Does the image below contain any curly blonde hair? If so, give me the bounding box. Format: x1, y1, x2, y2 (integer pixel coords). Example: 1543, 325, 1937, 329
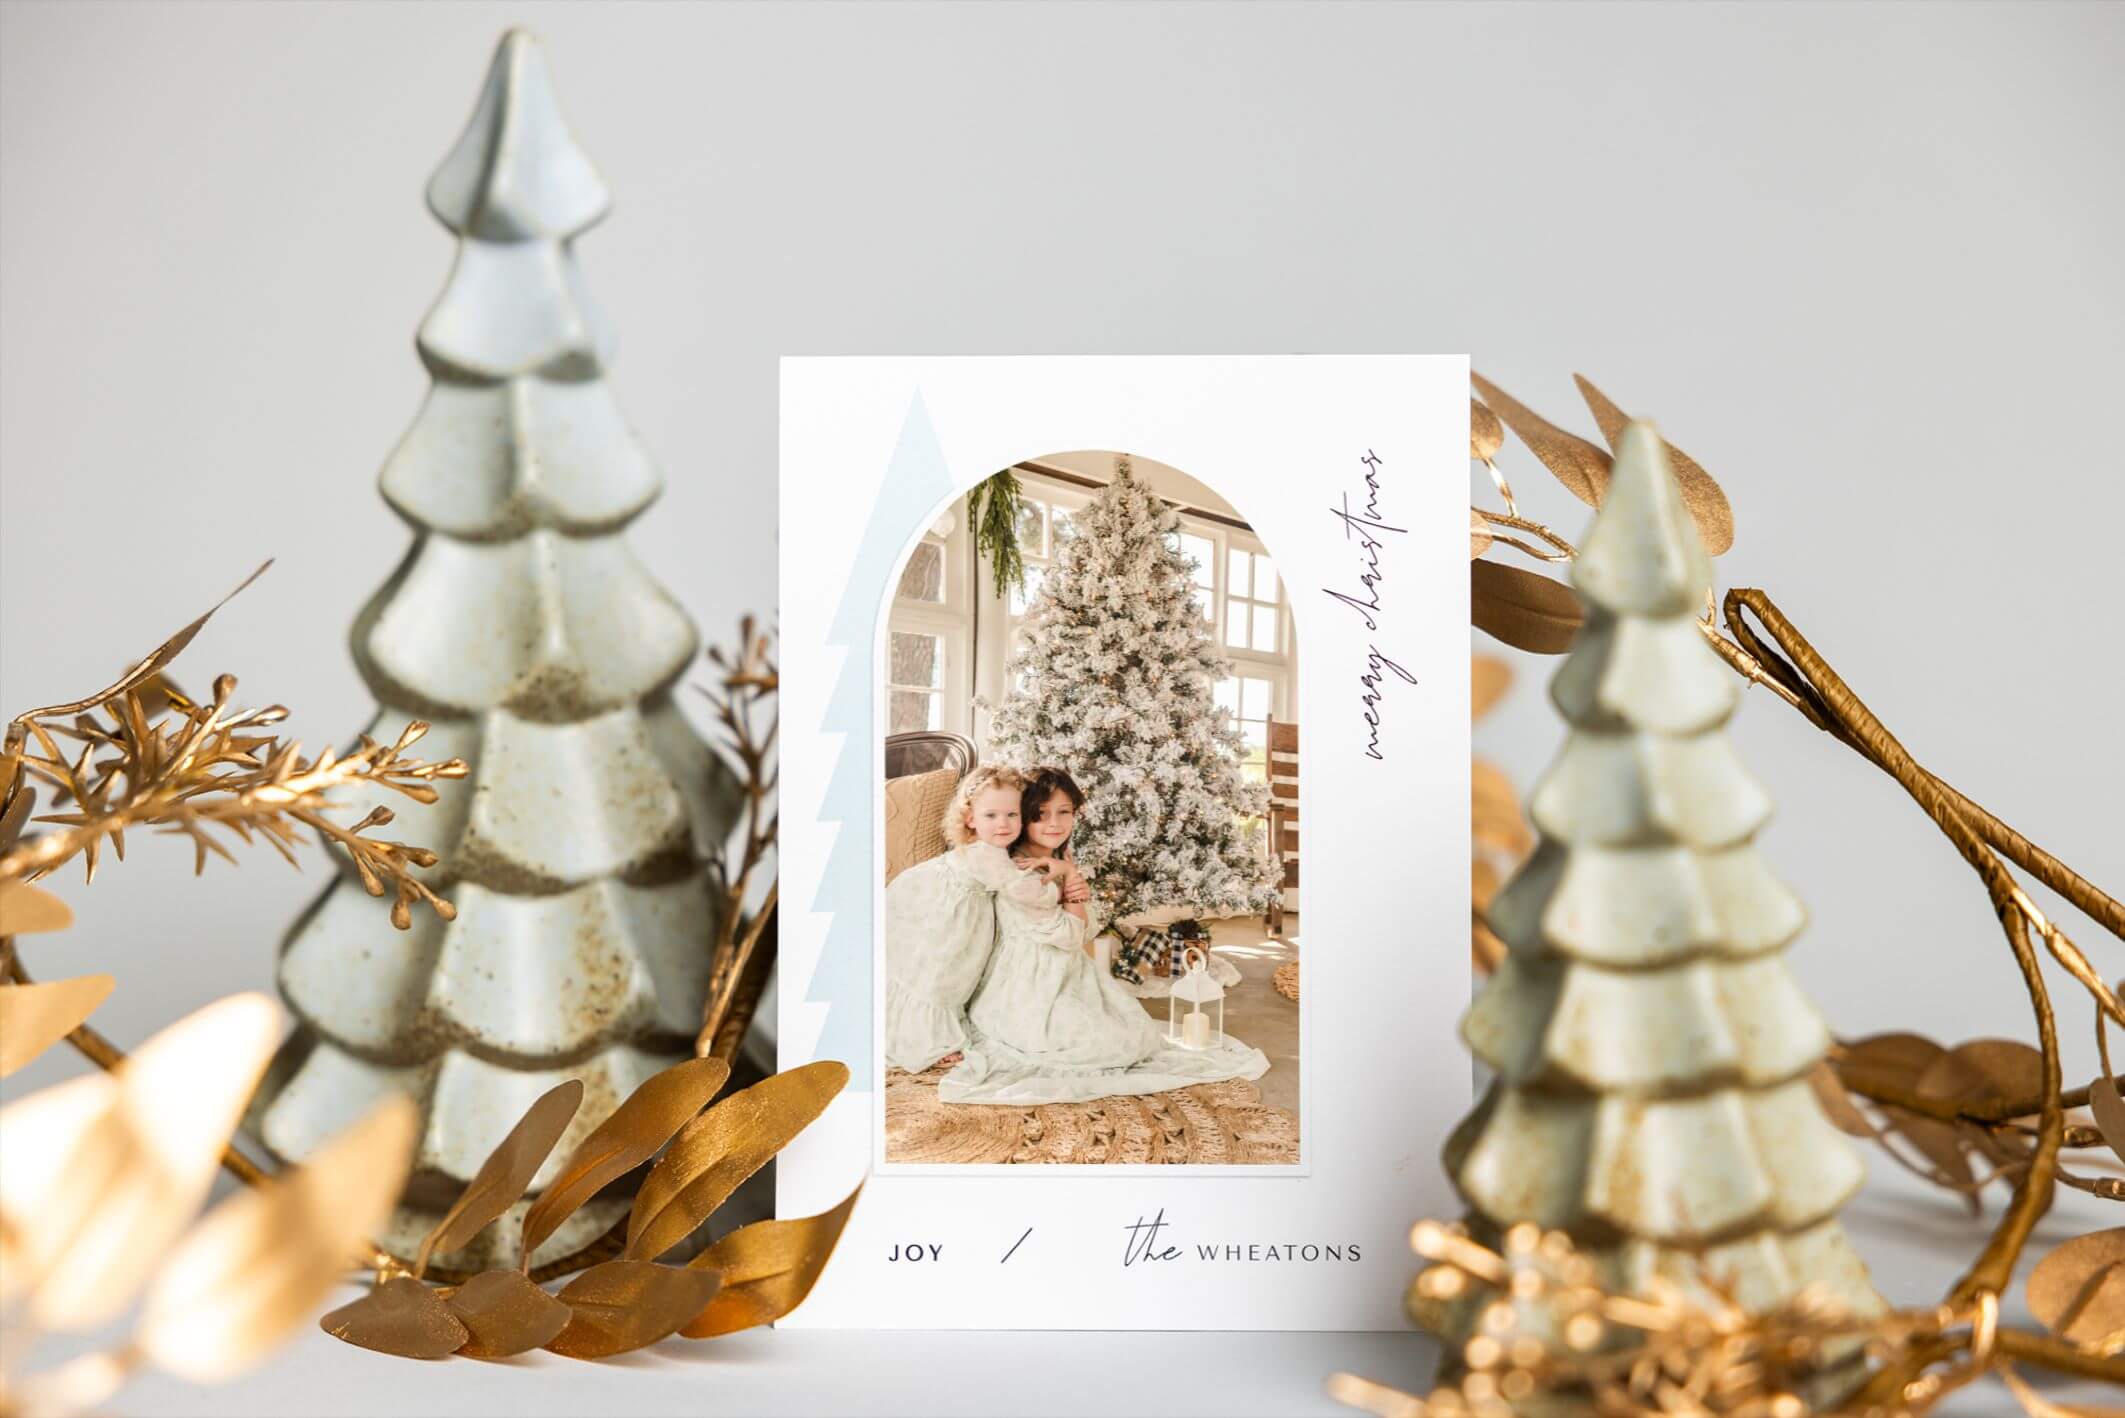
942, 765, 1028, 846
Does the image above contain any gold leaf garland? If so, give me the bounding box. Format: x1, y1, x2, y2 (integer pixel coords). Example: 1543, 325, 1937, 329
0, 587, 859, 1408
312, 1053, 859, 1362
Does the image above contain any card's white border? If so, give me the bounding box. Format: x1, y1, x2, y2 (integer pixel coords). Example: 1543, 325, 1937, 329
778, 356, 1471, 1330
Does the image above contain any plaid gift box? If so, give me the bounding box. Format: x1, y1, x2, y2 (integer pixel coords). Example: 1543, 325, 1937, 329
1110, 930, 1158, 986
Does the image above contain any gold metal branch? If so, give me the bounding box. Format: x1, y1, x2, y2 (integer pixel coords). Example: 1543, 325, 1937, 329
695, 617, 780, 1060
1, 674, 466, 926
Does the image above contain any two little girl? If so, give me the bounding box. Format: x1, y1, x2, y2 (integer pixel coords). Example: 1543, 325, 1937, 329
884, 764, 1269, 1107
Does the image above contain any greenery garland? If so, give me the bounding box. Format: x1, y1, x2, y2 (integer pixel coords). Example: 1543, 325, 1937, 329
966, 469, 1027, 598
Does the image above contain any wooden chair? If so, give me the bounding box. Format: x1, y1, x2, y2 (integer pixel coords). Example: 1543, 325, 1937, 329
1264, 718, 1298, 935
884, 730, 976, 781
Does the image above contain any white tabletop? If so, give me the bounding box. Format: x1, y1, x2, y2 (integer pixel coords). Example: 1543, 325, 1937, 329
109, 1158, 2118, 1417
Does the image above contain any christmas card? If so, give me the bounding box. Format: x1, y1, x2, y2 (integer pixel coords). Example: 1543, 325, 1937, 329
778, 356, 1472, 1328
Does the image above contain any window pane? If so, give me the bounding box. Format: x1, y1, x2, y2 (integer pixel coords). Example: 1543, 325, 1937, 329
1009, 563, 1047, 617
1015, 499, 1046, 560
1181, 533, 1215, 587
1252, 604, 1279, 652
1225, 604, 1248, 648
1191, 586, 1213, 622
1254, 554, 1279, 603
1213, 678, 1238, 715
1050, 508, 1072, 545
889, 690, 939, 734
895, 540, 945, 603
1227, 548, 1250, 597
889, 632, 942, 689
1241, 677, 1269, 720
1241, 720, 1267, 750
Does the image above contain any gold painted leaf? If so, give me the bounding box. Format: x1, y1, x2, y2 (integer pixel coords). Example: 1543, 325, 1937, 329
1472, 760, 1530, 857
1471, 656, 1512, 722
0, 780, 32, 855
627, 1060, 850, 1263
1469, 373, 1609, 505
545, 1259, 723, 1359
2027, 1228, 2125, 1350
1836, 1032, 1947, 1094
1470, 918, 1506, 976
1472, 560, 1584, 655
1471, 861, 1505, 975
136, 1097, 416, 1382
0, 1070, 113, 1309
680, 1182, 863, 1337
2090, 1076, 2125, 1166
0, 973, 113, 1077
1470, 399, 1503, 462
1918, 1038, 2047, 1115
1837, 1033, 1978, 1199
418, 1078, 583, 1276
1572, 374, 1734, 555
0, 880, 73, 935
1808, 1062, 1877, 1140
1468, 507, 1492, 560
1472, 858, 1500, 911
4, 562, 269, 726
521, 1056, 730, 1261
1, 992, 281, 1329
447, 1268, 572, 1359
320, 1275, 468, 1359
1881, 1103, 1979, 1203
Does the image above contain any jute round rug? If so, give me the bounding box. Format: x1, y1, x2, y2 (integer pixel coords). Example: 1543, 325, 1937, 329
885, 1065, 1299, 1165
1273, 959, 1299, 1003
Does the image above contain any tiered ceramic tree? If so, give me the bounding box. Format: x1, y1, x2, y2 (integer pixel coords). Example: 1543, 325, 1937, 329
250, 31, 735, 1270
1427, 422, 1881, 1393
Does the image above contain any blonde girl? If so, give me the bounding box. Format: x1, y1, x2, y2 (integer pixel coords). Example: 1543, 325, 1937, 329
883, 766, 1063, 1072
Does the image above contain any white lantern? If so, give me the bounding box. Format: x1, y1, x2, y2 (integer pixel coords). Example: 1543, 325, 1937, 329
1166, 945, 1225, 1051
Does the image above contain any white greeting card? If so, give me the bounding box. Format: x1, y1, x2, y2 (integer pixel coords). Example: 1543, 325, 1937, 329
778, 356, 1471, 1329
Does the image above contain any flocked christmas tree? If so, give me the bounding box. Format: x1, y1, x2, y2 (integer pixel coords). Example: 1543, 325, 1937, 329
250, 31, 735, 1270
1422, 422, 1881, 1396
983, 459, 1278, 928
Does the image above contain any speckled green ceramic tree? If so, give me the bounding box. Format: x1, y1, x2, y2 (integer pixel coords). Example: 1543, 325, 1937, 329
1420, 420, 1882, 1400
248, 31, 734, 1272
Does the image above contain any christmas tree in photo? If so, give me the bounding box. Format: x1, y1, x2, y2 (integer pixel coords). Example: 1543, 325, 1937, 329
983, 460, 1279, 931
249, 32, 737, 1271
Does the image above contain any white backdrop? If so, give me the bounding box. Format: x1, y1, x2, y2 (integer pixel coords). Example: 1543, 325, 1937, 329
2, 3, 2120, 1414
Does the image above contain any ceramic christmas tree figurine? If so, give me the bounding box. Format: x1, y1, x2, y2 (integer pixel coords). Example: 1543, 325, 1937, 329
250, 31, 735, 1270
983, 458, 1279, 928
1424, 422, 1881, 1394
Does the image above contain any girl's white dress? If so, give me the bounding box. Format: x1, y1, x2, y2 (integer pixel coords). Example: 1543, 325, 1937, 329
883, 842, 1035, 1073
939, 867, 1270, 1106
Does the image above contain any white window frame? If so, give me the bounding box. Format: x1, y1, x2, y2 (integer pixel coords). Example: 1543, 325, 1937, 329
885, 508, 975, 738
